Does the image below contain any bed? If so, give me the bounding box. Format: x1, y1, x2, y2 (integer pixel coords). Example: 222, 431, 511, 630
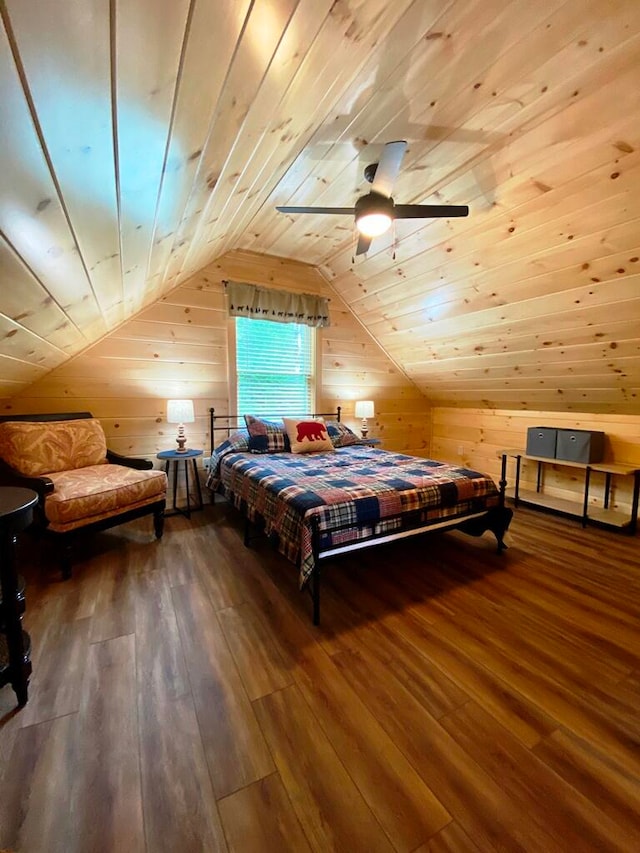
206, 409, 512, 624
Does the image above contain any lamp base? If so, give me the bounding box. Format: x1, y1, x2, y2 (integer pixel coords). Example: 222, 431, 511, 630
175, 425, 188, 452
360, 419, 369, 438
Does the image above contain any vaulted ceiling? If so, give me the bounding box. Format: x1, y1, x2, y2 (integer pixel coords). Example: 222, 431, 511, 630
1, 0, 639, 411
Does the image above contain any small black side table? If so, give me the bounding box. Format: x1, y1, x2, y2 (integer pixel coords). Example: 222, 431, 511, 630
0, 487, 38, 707
157, 449, 204, 519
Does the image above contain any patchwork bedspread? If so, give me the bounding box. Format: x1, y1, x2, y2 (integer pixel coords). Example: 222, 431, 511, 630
207, 431, 500, 587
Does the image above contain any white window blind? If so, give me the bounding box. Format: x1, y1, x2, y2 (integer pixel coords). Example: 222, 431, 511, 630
236, 317, 314, 415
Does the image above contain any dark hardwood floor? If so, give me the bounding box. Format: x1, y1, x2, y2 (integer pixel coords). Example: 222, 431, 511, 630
1, 500, 639, 852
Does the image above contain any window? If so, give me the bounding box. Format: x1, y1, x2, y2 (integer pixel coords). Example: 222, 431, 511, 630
235, 317, 314, 415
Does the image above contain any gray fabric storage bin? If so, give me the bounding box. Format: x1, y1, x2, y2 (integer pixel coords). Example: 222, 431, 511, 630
556, 429, 605, 463
526, 427, 557, 458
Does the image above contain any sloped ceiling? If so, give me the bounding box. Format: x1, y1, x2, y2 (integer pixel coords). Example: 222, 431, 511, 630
1, 0, 639, 411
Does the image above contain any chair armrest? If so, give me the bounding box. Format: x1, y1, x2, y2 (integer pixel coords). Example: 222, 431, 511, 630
0, 457, 54, 499
106, 450, 153, 470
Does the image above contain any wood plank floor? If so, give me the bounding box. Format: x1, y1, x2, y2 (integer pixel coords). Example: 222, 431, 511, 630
1, 501, 639, 852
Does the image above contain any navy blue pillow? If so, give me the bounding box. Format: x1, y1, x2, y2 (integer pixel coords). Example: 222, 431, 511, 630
326, 420, 359, 447
244, 415, 290, 453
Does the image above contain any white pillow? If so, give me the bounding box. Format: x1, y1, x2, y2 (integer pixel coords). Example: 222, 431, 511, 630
282, 417, 334, 454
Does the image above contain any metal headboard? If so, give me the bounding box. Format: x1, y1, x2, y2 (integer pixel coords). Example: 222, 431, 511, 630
209, 407, 341, 456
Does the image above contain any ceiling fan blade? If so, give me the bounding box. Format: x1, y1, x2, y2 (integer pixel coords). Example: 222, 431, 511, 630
355, 235, 372, 256
394, 204, 469, 219
370, 140, 407, 198
276, 205, 354, 215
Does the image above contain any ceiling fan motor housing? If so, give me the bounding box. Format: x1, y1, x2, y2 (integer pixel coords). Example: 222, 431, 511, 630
355, 192, 395, 238
355, 192, 395, 220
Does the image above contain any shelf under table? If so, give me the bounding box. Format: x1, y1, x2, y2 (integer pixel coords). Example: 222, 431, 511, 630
510, 489, 633, 529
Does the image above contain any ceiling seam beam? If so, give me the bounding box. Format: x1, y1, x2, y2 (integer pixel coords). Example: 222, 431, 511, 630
109, 0, 125, 319
176, 0, 305, 285
320, 268, 430, 402
140, 0, 197, 306
160, 0, 259, 292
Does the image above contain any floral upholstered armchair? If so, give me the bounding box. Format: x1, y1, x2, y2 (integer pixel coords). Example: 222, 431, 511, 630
0, 412, 167, 577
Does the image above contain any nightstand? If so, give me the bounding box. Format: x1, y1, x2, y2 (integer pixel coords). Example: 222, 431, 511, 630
157, 449, 204, 519
357, 438, 382, 447
0, 487, 38, 707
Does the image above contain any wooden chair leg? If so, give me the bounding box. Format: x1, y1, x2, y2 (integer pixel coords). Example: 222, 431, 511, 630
60, 542, 72, 580
154, 510, 165, 539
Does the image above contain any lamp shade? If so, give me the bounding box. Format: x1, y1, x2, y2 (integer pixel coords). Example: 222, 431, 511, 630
354, 400, 375, 419
166, 399, 195, 424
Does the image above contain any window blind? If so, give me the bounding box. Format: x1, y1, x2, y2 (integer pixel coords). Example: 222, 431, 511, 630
236, 317, 314, 415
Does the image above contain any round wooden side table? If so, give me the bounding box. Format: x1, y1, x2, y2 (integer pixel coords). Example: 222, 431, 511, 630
157, 449, 204, 519
0, 487, 38, 707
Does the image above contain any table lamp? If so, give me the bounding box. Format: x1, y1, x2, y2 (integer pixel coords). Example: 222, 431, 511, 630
167, 399, 195, 452
354, 400, 375, 438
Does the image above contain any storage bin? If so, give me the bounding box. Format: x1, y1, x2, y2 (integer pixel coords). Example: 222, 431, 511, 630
526, 427, 557, 458
556, 429, 605, 463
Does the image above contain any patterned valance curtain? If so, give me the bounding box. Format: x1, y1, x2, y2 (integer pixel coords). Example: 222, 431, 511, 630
226, 280, 330, 328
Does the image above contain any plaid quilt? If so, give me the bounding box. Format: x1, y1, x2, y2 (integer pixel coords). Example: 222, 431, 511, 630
207, 431, 500, 587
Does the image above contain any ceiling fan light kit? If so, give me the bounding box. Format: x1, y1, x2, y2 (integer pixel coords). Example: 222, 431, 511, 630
355, 193, 394, 237
276, 140, 469, 254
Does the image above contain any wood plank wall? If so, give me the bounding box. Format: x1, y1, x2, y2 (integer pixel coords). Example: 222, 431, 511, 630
431, 407, 640, 513
1, 250, 429, 463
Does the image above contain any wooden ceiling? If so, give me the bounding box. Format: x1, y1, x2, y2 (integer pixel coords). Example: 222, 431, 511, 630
1, 0, 639, 411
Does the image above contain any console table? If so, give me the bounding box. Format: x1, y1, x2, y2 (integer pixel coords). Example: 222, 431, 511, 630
0, 487, 38, 706
502, 450, 640, 534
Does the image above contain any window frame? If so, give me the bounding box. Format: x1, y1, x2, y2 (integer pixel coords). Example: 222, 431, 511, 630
228, 316, 321, 416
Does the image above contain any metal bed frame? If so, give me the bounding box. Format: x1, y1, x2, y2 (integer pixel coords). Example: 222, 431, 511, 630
208, 408, 512, 624
208, 406, 341, 439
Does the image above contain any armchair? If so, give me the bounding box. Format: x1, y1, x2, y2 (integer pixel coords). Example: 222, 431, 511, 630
0, 412, 167, 578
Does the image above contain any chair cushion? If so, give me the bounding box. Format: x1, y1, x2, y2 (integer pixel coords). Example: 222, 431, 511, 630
0, 418, 108, 476
43, 464, 167, 530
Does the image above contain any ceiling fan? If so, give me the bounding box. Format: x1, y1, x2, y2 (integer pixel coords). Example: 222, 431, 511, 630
276, 140, 469, 255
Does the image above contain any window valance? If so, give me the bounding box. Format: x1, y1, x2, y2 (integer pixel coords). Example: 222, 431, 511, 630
226, 280, 330, 328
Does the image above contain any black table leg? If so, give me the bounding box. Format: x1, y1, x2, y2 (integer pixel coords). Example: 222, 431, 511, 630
163, 457, 204, 519
191, 458, 203, 512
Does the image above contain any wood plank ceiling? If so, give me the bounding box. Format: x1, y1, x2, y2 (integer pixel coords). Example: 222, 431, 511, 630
1, 0, 639, 412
